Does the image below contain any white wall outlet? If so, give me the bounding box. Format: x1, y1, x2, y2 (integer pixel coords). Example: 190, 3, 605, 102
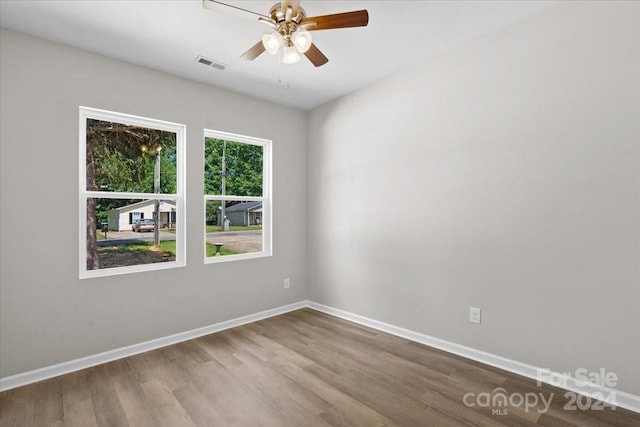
283, 278, 290, 290
469, 306, 481, 324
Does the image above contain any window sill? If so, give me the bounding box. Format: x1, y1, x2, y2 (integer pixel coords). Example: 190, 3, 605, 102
80, 260, 186, 279
204, 251, 272, 264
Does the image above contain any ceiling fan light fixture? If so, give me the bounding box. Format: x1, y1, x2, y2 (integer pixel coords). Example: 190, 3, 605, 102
207, 1, 369, 68
262, 32, 282, 55
282, 45, 300, 64
292, 29, 312, 53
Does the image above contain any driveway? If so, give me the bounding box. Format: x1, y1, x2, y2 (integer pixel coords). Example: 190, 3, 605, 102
206, 230, 262, 253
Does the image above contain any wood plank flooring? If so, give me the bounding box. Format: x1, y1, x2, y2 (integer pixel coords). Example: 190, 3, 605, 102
1, 308, 638, 426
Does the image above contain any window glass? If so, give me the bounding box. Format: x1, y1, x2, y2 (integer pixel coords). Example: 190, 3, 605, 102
205, 200, 263, 257
80, 107, 185, 278
204, 131, 270, 263
204, 139, 263, 197
87, 119, 177, 193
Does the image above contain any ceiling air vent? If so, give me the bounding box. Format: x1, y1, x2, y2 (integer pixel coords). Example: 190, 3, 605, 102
195, 55, 227, 71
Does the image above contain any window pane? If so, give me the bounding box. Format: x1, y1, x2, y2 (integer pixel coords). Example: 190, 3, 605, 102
87, 198, 178, 270
204, 138, 263, 197
205, 200, 263, 257
86, 119, 177, 193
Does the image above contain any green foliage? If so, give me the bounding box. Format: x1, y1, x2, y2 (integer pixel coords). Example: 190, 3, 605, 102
88, 119, 177, 223
204, 138, 263, 226
204, 138, 263, 197
90, 120, 177, 194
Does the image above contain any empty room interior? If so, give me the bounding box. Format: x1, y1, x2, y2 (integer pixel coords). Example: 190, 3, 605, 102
0, 1, 639, 426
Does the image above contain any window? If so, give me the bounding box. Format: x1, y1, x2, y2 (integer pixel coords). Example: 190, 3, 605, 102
129, 212, 143, 224
79, 107, 185, 278
204, 130, 271, 262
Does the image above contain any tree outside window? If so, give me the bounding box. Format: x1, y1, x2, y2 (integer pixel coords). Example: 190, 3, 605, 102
80, 107, 185, 278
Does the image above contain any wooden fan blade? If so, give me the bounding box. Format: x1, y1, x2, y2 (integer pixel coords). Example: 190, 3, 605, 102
240, 41, 266, 60
302, 10, 369, 31
304, 43, 329, 67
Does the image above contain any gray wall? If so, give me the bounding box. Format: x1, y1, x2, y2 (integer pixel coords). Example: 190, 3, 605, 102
2, 1, 639, 398
0, 29, 307, 377
307, 1, 640, 395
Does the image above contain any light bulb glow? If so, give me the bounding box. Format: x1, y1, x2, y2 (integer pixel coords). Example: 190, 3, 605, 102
292, 29, 312, 53
282, 45, 300, 64
262, 32, 282, 55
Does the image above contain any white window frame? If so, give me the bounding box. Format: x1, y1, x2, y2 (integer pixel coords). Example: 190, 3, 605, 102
79, 106, 186, 278
204, 129, 272, 264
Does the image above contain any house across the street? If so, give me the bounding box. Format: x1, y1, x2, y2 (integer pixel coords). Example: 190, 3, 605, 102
222, 201, 262, 226
107, 200, 176, 231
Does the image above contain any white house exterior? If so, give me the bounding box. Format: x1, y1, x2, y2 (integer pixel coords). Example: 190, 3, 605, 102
107, 200, 176, 231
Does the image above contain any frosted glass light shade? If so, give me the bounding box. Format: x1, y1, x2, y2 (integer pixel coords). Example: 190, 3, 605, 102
262, 32, 282, 55
282, 45, 300, 64
292, 29, 312, 53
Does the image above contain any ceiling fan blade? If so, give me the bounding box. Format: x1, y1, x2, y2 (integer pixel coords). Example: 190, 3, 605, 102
240, 41, 266, 60
202, 0, 270, 19
304, 43, 329, 67
302, 10, 369, 31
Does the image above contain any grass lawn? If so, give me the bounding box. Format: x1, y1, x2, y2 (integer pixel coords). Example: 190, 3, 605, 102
97, 240, 239, 268
96, 231, 106, 240
97, 240, 175, 268
206, 225, 262, 233
205, 243, 239, 257
104, 240, 238, 256
155, 240, 238, 256
121, 240, 178, 255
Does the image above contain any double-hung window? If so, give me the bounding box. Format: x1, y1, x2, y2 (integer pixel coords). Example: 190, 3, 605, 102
79, 107, 185, 278
204, 130, 271, 262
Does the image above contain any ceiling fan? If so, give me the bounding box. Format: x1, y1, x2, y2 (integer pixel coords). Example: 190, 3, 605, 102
202, 0, 369, 67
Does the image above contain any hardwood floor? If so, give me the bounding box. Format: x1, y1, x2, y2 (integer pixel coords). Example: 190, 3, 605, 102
1, 308, 638, 426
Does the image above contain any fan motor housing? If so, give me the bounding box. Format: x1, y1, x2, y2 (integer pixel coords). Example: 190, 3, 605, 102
269, 3, 306, 25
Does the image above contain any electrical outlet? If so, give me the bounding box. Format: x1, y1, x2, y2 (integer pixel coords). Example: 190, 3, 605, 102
283, 278, 290, 290
469, 307, 481, 324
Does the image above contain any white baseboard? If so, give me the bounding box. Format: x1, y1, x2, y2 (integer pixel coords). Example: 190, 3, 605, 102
307, 301, 640, 414
2, 299, 638, 414
0, 300, 307, 392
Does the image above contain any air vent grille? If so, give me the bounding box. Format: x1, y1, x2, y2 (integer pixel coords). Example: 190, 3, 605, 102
195, 55, 227, 71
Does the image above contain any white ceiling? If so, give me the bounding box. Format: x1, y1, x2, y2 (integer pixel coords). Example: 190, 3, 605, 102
0, 0, 555, 110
